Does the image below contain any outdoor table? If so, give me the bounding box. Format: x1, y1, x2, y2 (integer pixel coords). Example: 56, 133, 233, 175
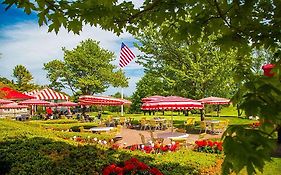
204, 120, 220, 133
157, 132, 189, 139
89, 127, 114, 133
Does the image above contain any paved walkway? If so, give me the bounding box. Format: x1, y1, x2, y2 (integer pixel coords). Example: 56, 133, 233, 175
116, 127, 223, 146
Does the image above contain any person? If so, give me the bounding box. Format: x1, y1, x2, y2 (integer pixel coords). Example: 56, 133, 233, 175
46, 107, 53, 119
97, 111, 102, 120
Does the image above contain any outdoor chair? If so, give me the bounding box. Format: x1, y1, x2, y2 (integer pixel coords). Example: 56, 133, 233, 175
140, 119, 149, 130
119, 117, 126, 127
184, 117, 195, 131
149, 131, 164, 144
199, 121, 209, 133
138, 133, 152, 145
149, 120, 161, 131
213, 120, 229, 134
112, 125, 123, 142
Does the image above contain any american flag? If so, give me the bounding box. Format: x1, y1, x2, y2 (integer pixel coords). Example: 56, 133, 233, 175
119, 42, 135, 68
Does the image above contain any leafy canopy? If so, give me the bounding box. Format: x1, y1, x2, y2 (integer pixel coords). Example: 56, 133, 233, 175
3, 0, 281, 50
43, 39, 128, 95
136, 27, 239, 99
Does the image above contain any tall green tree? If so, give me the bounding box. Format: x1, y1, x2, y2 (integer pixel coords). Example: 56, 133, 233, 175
12, 65, 34, 92
136, 29, 239, 99
43, 39, 128, 95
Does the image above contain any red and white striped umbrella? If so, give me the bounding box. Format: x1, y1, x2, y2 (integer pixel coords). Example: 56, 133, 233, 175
24, 88, 69, 101
18, 99, 52, 106
79, 95, 131, 106
0, 102, 28, 109
141, 95, 165, 103
0, 99, 14, 104
141, 101, 204, 110
198, 96, 230, 105
57, 101, 78, 107
141, 96, 203, 110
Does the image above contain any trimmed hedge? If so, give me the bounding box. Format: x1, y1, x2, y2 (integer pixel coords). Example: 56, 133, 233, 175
0, 119, 222, 175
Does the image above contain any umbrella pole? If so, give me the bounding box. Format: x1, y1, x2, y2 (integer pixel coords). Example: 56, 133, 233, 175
171, 110, 173, 132
217, 105, 220, 117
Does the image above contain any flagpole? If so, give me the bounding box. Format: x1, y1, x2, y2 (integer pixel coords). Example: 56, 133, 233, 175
121, 87, 124, 116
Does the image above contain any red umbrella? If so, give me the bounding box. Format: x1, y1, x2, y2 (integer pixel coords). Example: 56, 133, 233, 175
18, 99, 51, 106
198, 96, 230, 105
198, 96, 230, 117
0, 102, 28, 109
141, 96, 204, 132
57, 101, 78, 107
141, 95, 165, 103
0, 99, 14, 104
0, 87, 35, 100
79, 95, 131, 106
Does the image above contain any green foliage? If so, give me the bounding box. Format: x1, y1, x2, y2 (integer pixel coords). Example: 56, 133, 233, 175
222, 125, 276, 175
12, 64, 39, 92
43, 39, 128, 95
136, 28, 239, 99
0, 119, 222, 175
130, 73, 170, 113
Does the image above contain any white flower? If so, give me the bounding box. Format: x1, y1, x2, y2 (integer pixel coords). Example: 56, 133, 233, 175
171, 141, 176, 145
103, 141, 107, 145
73, 136, 77, 139
93, 138, 97, 141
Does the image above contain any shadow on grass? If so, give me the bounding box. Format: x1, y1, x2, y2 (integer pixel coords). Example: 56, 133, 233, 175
0, 136, 218, 175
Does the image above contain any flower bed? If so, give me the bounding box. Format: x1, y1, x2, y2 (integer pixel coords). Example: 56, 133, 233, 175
123, 143, 179, 154
103, 158, 163, 175
194, 140, 223, 154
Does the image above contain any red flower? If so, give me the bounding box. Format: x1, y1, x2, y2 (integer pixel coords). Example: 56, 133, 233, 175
208, 140, 214, 147
138, 162, 149, 170
114, 167, 123, 174
150, 167, 164, 175
124, 163, 135, 171
160, 145, 168, 152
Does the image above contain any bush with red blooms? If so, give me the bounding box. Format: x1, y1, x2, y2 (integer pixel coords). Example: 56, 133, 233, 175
250, 122, 261, 129
194, 140, 223, 154
124, 142, 179, 154
103, 158, 163, 175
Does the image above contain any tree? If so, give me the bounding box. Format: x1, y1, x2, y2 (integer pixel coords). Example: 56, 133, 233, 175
3, 1, 281, 49
4, 1, 281, 174
130, 72, 169, 113
136, 28, 239, 100
12, 64, 35, 92
43, 39, 128, 95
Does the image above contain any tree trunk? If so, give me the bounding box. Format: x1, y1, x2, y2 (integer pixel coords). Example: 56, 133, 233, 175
200, 109, 204, 121
278, 126, 281, 144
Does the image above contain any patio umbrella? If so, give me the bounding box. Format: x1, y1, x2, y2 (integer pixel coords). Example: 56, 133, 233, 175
0, 99, 14, 105
18, 99, 51, 106
0, 102, 28, 109
57, 101, 78, 107
79, 95, 131, 106
198, 96, 230, 117
0, 87, 35, 100
19, 99, 52, 115
141, 95, 165, 103
141, 96, 204, 132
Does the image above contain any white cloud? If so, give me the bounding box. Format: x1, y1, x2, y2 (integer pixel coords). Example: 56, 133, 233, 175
0, 21, 144, 96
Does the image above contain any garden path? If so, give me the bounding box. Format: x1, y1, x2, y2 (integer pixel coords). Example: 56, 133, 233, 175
116, 128, 223, 146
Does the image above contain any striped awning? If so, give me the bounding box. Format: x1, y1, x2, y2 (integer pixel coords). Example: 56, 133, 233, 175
24, 88, 69, 101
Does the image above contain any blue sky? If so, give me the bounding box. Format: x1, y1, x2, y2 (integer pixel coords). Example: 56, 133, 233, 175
0, 3, 144, 96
